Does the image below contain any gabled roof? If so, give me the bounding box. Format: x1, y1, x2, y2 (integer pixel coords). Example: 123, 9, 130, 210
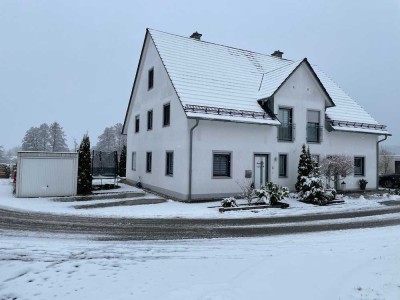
257, 58, 335, 108
123, 29, 389, 135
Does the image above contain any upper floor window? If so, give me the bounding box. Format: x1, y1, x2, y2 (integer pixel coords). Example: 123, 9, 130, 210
278, 107, 294, 141
354, 157, 365, 176
163, 103, 170, 127
213, 152, 231, 178
147, 110, 153, 131
135, 115, 140, 133
306, 110, 321, 143
148, 68, 154, 90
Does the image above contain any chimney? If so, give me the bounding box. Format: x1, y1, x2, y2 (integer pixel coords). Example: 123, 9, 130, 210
190, 31, 202, 40
271, 50, 284, 58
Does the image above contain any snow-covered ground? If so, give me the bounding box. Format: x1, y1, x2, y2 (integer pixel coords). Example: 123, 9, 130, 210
0, 226, 399, 300
1, 179, 399, 219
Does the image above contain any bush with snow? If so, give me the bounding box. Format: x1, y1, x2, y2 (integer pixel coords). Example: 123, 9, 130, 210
296, 145, 337, 205
236, 179, 256, 205
320, 154, 353, 189
255, 182, 289, 205
221, 197, 237, 208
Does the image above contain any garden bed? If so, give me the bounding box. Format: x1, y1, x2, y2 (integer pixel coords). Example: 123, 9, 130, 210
219, 201, 289, 213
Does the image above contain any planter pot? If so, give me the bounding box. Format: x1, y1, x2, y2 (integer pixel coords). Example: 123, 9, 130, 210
359, 183, 367, 191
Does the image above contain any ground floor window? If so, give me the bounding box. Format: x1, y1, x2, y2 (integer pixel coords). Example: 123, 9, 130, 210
131, 152, 136, 171
354, 157, 365, 176
146, 152, 152, 173
166, 151, 173, 176
279, 154, 287, 177
213, 152, 231, 178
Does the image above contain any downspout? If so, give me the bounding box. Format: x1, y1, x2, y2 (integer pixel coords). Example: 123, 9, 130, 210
188, 119, 200, 202
377, 135, 388, 189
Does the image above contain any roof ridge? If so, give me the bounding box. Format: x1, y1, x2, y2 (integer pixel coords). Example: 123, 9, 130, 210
262, 59, 304, 75
147, 28, 294, 63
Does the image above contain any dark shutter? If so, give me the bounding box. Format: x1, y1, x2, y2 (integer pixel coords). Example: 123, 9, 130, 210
213, 153, 231, 177
146, 152, 152, 173
163, 104, 170, 126
148, 68, 154, 90
166, 152, 173, 176
147, 110, 153, 130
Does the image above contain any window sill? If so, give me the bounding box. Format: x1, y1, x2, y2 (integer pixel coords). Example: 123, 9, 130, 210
212, 176, 232, 179
277, 139, 294, 143
163, 124, 170, 128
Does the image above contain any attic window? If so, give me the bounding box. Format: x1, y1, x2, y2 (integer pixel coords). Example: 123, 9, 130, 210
148, 68, 154, 90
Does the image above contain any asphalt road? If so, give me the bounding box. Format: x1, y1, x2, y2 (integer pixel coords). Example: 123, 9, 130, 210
1, 206, 400, 241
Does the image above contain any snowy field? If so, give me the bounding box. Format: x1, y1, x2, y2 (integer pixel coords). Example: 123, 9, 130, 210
1, 179, 399, 219
0, 226, 399, 300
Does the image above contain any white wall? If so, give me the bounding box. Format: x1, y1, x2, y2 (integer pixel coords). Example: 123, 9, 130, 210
190, 63, 378, 199
125, 34, 190, 199
126, 47, 379, 200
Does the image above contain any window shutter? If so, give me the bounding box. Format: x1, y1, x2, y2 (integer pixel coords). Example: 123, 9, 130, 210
213, 153, 231, 177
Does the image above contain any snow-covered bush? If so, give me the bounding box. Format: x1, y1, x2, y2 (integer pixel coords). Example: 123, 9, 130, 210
221, 197, 237, 208
256, 182, 289, 205
236, 179, 256, 205
295, 145, 337, 205
320, 154, 353, 189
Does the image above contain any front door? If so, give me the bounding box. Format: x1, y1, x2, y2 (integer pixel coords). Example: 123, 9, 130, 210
254, 154, 268, 189
395, 161, 400, 174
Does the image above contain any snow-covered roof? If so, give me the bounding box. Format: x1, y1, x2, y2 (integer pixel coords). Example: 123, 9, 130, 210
144, 29, 388, 134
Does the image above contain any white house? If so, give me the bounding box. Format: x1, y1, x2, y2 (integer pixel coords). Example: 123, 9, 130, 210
379, 154, 400, 175
122, 29, 390, 201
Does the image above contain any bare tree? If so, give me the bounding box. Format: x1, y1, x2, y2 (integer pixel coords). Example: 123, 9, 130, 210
379, 147, 393, 175
320, 155, 353, 189
0, 146, 5, 163
96, 123, 127, 155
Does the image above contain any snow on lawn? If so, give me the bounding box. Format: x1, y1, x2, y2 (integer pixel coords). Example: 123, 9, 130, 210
1, 179, 399, 219
0, 226, 399, 300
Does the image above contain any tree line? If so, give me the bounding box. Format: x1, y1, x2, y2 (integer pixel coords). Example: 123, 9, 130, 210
19, 122, 126, 154
21, 122, 69, 152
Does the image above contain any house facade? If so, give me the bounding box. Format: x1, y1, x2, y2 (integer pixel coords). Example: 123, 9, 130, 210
122, 29, 390, 200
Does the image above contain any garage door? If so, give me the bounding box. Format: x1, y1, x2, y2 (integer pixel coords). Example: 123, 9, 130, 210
19, 158, 75, 197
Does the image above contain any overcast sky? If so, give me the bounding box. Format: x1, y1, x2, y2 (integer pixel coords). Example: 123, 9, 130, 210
1, 0, 399, 150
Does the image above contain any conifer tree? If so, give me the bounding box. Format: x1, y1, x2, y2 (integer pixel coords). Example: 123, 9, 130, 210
118, 145, 127, 177
295, 144, 314, 192
77, 135, 92, 195
49, 122, 69, 152
21, 127, 41, 151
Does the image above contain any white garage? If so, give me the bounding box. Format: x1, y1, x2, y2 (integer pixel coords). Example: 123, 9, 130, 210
16, 151, 79, 198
